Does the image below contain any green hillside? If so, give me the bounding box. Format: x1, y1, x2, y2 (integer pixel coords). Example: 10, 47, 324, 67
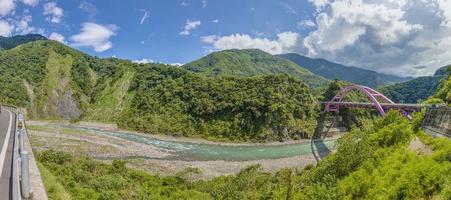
429, 70, 451, 105
379, 76, 445, 103
0, 34, 47, 50
182, 49, 328, 87
278, 53, 411, 88
0, 37, 317, 141
379, 65, 450, 103
434, 65, 451, 76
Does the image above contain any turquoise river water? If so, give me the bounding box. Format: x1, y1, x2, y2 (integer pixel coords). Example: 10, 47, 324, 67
57, 125, 337, 161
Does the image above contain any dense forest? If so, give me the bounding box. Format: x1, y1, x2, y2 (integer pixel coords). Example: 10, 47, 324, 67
379, 76, 445, 103
119, 66, 317, 141
379, 65, 450, 104
0, 39, 318, 141
38, 111, 451, 199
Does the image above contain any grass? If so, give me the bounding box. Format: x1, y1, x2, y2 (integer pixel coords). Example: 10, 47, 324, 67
27, 125, 88, 136
37, 162, 72, 200
85, 70, 135, 122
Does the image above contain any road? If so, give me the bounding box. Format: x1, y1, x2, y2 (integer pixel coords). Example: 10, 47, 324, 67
0, 108, 16, 200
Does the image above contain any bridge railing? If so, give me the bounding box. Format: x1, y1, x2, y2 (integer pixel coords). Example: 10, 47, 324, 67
2, 105, 30, 200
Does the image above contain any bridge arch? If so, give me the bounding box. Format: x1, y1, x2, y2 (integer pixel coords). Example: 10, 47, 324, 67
324, 85, 398, 117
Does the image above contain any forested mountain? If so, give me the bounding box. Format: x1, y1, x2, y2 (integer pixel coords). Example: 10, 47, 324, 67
182, 49, 328, 87
0, 34, 47, 50
434, 65, 451, 76
379, 76, 445, 103
278, 53, 411, 88
0, 36, 317, 141
429, 70, 451, 105
379, 66, 450, 103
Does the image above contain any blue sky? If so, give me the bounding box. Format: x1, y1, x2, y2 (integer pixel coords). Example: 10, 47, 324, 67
1, 0, 451, 76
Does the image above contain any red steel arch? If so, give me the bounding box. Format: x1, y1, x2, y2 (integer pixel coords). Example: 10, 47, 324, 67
324, 85, 411, 118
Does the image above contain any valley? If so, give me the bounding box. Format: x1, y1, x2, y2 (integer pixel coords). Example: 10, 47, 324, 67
0, 33, 449, 199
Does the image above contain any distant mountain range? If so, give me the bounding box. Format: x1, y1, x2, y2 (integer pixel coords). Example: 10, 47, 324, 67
3, 33, 446, 105
0, 34, 46, 50
379, 65, 450, 103
278, 53, 412, 88
182, 49, 328, 87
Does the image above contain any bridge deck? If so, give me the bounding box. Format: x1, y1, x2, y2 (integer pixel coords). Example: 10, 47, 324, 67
325, 102, 425, 110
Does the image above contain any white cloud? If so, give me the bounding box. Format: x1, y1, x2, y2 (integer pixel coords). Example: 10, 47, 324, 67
169, 63, 183, 66
180, 0, 188, 6
202, 0, 207, 8
43, 2, 63, 23
211, 19, 219, 23
298, 19, 316, 29
300, 0, 451, 76
132, 58, 154, 64
15, 14, 35, 34
280, 2, 298, 15
203, 0, 451, 76
179, 19, 201, 36
201, 31, 301, 54
70, 22, 118, 52
0, 20, 13, 36
0, 0, 15, 16
79, 1, 96, 19
49, 32, 65, 43
22, 0, 38, 6
140, 9, 150, 25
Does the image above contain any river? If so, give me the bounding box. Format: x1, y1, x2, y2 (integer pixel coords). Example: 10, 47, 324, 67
56, 124, 338, 161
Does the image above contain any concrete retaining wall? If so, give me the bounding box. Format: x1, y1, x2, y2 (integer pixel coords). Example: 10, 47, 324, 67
422, 107, 451, 137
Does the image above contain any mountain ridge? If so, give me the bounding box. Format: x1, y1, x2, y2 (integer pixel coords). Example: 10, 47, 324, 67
0, 34, 47, 50
0, 37, 318, 141
182, 49, 328, 87
278, 53, 411, 88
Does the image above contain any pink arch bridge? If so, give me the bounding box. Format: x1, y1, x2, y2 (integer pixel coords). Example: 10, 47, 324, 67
323, 85, 425, 119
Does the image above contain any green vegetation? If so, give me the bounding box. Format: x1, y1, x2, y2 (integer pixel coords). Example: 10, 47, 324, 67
428, 75, 451, 105
119, 66, 317, 141
182, 49, 328, 87
434, 65, 451, 76
0, 36, 318, 142
279, 53, 411, 88
379, 76, 445, 103
37, 162, 72, 200
38, 111, 451, 199
0, 34, 46, 50
380, 65, 450, 104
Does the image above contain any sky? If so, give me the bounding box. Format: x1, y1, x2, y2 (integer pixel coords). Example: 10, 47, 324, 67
0, 0, 450, 77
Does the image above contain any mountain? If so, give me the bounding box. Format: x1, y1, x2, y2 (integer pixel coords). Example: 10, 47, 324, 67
0, 34, 47, 50
429, 66, 450, 105
182, 49, 328, 87
378, 76, 445, 103
379, 65, 450, 103
0, 36, 317, 141
434, 65, 451, 76
278, 53, 411, 88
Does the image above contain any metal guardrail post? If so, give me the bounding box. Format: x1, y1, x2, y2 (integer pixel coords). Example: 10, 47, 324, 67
19, 129, 24, 154
12, 112, 20, 200
21, 151, 30, 199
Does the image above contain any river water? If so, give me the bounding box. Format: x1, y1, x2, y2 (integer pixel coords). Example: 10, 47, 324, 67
57, 124, 337, 161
